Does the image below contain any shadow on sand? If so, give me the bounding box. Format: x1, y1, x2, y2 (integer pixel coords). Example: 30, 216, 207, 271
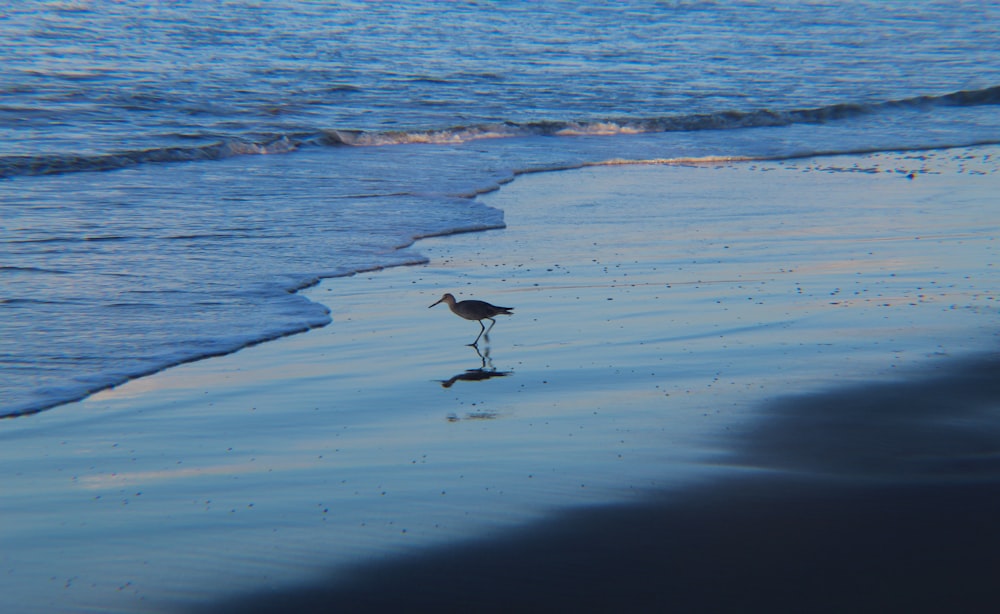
210, 352, 1000, 613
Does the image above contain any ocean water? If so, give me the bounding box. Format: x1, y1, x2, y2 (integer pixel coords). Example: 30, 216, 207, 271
3, 0, 1000, 417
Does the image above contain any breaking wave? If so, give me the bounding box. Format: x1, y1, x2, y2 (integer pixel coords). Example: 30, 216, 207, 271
2, 85, 998, 180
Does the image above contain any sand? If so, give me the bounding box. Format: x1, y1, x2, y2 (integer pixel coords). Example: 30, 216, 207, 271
1, 146, 998, 613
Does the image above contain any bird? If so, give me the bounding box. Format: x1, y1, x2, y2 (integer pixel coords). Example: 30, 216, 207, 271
429, 293, 513, 345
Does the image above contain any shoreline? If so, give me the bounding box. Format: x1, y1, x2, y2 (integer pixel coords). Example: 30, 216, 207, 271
2, 146, 999, 612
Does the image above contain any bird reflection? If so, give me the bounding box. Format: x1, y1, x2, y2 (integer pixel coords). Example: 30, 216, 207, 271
439, 344, 512, 388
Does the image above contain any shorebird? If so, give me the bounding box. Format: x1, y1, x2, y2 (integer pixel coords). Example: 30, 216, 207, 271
429, 293, 513, 345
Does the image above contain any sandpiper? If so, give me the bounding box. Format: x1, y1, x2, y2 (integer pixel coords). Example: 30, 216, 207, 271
429, 293, 513, 345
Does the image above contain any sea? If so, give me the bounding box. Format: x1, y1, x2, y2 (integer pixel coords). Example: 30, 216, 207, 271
3, 0, 1000, 418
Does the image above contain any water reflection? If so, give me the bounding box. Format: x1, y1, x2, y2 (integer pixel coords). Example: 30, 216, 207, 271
439, 344, 512, 388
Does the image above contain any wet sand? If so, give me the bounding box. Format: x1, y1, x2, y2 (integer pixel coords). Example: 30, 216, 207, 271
2, 147, 999, 613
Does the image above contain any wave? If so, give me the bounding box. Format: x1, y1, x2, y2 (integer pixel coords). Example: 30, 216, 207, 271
323, 85, 1000, 146
0, 136, 300, 179
0, 265, 71, 274
3, 85, 998, 180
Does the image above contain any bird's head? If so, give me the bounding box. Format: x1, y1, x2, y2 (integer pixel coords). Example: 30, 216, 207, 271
429, 293, 455, 308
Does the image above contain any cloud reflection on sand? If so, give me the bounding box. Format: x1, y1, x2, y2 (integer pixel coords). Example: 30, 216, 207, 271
74, 459, 325, 490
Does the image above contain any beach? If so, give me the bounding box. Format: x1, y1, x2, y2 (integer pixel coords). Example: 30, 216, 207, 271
2, 147, 999, 612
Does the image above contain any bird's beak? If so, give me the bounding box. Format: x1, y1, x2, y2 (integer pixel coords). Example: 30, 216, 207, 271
429, 298, 444, 308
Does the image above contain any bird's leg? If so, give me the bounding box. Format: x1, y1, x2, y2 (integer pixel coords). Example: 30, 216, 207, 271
483, 317, 496, 343
469, 320, 486, 346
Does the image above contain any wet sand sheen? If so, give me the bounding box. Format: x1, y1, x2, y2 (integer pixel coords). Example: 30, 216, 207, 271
2, 147, 999, 612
